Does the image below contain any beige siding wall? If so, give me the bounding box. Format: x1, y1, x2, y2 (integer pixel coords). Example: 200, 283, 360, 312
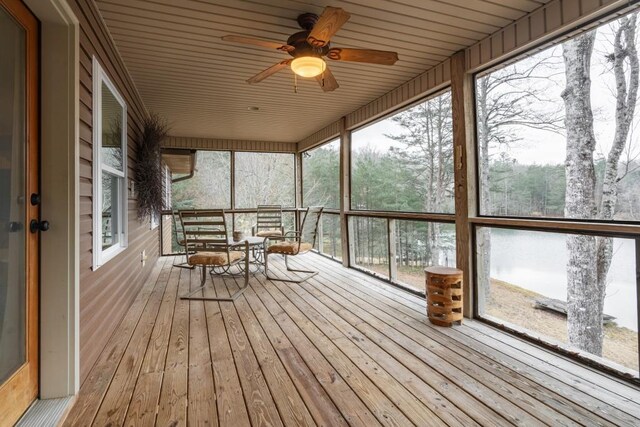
72, 0, 159, 383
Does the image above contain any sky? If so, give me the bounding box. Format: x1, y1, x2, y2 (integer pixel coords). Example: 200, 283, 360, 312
350, 15, 640, 167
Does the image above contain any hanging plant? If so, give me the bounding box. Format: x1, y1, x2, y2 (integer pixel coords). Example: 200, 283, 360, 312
136, 113, 169, 220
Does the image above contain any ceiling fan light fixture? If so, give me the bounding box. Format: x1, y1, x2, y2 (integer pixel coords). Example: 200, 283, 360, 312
291, 56, 326, 78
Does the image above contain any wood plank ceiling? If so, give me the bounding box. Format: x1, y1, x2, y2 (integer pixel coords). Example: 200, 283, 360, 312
95, 0, 550, 142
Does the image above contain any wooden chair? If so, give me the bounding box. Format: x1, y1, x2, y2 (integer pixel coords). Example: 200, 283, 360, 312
252, 204, 285, 238
179, 209, 249, 301
264, 206, 323, 283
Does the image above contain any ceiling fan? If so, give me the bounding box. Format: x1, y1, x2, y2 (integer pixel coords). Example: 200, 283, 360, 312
221, 6, 399, 92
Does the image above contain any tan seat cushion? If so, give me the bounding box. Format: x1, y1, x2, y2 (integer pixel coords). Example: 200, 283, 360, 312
267, 241, 313, 255
188, 250, 244, 266
256, 230, 283, 237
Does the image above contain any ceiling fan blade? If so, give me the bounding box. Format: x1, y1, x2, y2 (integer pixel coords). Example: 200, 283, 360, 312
315, 66, 339, 92
327, 48, 399, 65
222, 35, 294, 52
246, 60, 292, 84
307, 7, 351, 47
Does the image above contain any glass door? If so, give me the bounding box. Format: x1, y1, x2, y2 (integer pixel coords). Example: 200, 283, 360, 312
0, 0, 39, 425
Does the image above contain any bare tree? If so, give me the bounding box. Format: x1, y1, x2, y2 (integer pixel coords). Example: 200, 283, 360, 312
387, 91, 454, 266
562, 15, 638, 355
476, 53, 562, 299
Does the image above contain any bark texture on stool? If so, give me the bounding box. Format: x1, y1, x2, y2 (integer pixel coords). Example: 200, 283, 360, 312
425, 266, 463, 327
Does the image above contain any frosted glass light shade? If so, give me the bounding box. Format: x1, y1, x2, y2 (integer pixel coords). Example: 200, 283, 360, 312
291, 56, 326, 78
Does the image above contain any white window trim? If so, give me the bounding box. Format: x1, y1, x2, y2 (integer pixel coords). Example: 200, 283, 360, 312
164, 163, 171, 208
92, 56, 128, 270
151, 164, 171, 230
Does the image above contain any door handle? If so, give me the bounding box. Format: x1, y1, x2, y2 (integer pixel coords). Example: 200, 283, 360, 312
30, 219, 49, 233
30, 193, 41, 206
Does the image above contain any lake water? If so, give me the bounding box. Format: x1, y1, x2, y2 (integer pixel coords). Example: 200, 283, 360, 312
488, 228, 638, 331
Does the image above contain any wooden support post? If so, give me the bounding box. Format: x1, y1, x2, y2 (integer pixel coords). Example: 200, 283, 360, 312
450, 51, 477, 318
317, 216, 324, 254
230, 151, 236, 231
636, 238, 640, 372
388, 218, 397, 281
295, 151, 303, 233
295, 151, 303, 208
339, 117, 351, 267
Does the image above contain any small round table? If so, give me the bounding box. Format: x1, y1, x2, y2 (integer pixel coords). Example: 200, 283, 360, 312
211, 236, 266, 275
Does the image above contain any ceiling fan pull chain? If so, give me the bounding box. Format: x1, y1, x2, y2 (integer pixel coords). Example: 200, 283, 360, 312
294, 72, 298, 93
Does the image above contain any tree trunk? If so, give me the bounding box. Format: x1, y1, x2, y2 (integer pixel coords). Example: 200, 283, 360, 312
596, 15, 639, 311
562, 31, 603, 355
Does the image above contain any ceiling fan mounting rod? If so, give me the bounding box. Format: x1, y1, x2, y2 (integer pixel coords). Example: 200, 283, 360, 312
297, 12, 319, 30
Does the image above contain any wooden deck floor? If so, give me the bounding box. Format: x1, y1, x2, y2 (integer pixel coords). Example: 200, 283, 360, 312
63, 254, 640, 426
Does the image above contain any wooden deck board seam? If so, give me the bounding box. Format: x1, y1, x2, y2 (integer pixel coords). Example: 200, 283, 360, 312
308, 255, 640, 403
259, 260, 428, 426
222, 273, 318, 426
201, 274, 252, 427
280, 259, 585, 426
245, 274, 384, 426
123, 257, 183, 426
213, 274, 284, 426
63, 256, 172, 426
267, 259, 509, 427
302, 255, 640, 405
238, 273, 352, 426
91, 256, 176, 425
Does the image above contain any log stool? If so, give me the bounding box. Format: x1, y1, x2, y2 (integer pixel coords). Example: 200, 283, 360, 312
425, 267, 463, 327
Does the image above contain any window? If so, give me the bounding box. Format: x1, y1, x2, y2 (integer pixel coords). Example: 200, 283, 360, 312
172, 150, 231, 209
394, 220, 455, 292
314, 213, 342, 261
349, 216, 389, 278
351, 90, 454, 213
234, 152, 295, 208
93, 58, 127, 269
476, 227, 638, 374
476, 14, 640, 222
303, 138, 340, 209
474, 10, 640, 378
